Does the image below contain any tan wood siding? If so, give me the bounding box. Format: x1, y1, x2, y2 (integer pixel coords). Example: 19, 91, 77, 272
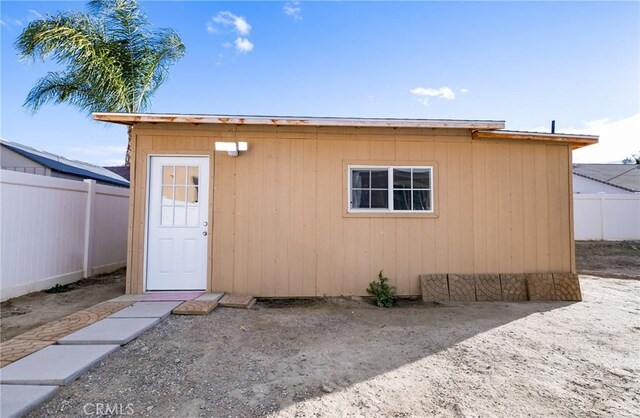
127, 124, 576, 297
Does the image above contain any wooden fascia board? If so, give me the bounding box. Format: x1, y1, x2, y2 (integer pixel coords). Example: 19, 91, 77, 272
93, 113, 506, 130
472, 130, 598, 149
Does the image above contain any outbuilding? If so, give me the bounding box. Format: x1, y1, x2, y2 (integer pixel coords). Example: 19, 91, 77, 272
94, 113, 598, 298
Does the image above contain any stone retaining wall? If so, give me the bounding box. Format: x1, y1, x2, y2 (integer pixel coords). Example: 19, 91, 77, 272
420, 273, 582, 303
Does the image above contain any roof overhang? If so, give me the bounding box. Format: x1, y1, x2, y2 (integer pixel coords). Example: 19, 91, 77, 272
472, 129, 598, 149
93, 112, 506, 130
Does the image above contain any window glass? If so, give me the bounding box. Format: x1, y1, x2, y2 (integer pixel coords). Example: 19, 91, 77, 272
351, 189, 370, 209
352, 170, 370, 189
349, 166, 433, 213
371, 190, 388, 209
413, 169, 430, 189
160, 165, 200, 226
393, 169, 412, 189
413, 190, 430, 211
393, 190, 411, 210
371, 170, 388, 188
188, 166, 199, 186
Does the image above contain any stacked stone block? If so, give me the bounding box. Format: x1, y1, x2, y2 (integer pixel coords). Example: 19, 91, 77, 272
420, 272, 582, 303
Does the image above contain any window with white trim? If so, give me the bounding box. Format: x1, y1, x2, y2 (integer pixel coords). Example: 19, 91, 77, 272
349, 166, 433, 212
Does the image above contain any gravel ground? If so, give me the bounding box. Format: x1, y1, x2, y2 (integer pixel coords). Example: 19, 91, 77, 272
28, 276, 639, 418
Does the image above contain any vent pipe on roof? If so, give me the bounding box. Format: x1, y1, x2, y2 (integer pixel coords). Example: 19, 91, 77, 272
551, 120, 556, 134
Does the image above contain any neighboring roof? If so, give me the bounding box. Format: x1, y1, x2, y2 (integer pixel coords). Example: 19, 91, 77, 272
572, 164, 640, 193
93, 112, 506, 130
104, 165, 130, 181
472, 130, 598, 149
0, 139, 129, 187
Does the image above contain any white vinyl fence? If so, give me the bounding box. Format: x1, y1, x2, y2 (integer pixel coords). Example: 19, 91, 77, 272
1, 170, 129, 301
574, 193, 640, 241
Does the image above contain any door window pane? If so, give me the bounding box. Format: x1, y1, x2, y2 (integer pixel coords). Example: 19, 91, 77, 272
187, 186, 199, 204
161, 186, 174, 204
174, 186, 187, 204
174, 166, 186, 185
187, 207, 199, 226
174, 206, 186, 226
188, 166, 199, 186
162, 166, 174, 185
161, 206, 173, 226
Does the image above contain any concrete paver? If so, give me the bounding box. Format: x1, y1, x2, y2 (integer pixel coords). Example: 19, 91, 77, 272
0, 384, 59, 418
109, 302, 182, 319
195, 292, 225, 302
0, 339, 55, 367
172, 300, 218, 315
218, 294, 256, 309
16, 302, 133, 342
0, 345, 118, 385
58, 318, 160, 345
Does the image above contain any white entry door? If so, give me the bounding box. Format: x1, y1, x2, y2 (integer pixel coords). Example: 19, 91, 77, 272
146, 156, 210, 290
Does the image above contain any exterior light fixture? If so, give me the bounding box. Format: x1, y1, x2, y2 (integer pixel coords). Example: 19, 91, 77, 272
214, 141, 248, 157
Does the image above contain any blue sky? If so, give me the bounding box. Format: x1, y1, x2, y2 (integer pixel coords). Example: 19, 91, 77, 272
1, 1, 638, 165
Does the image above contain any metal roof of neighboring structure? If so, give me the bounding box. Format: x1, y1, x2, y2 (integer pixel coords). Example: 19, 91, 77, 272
573, 163, 640, 193
1, 139, 129, 187
93, 112, 506, 129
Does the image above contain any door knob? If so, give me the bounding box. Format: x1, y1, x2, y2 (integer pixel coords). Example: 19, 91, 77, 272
202, 231, 208, 236
203, 221, 208, 226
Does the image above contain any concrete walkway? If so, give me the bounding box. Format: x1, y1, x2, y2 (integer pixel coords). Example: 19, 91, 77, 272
0, 295, 220, 417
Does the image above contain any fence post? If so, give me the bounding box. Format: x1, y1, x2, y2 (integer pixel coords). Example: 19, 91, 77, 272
83, 179, 97, 278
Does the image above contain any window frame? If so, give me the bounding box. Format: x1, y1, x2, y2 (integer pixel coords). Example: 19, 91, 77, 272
347, 164, 435, 214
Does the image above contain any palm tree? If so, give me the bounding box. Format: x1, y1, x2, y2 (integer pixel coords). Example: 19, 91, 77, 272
15, 0, 185, 165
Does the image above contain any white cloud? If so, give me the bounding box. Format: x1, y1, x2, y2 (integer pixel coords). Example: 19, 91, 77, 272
207, 11, 255, 55
27, 9, 43, 19
284, 1, 302, 20
1, 10, 41, 29
526, 114, 640, 164
210, 11, 251, 36
410, 87, 456, 100
410, 86, 456, 105
234, 37, 254, 53
0, 17, 24, 28
460, 88, 469, 94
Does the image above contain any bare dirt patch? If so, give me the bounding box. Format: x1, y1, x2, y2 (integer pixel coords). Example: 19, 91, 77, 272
576, 240, 640, 279
0, 269, 125, 341
28, 277, 639, 417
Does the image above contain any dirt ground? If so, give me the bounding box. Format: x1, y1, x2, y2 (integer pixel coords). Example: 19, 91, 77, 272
575, 240, 640, 279
24, 276, 639, 417
3, 243, 639, 416
0, 269, 125, 341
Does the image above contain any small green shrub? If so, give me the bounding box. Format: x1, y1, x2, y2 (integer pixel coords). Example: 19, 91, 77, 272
367, 270, 396, 308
